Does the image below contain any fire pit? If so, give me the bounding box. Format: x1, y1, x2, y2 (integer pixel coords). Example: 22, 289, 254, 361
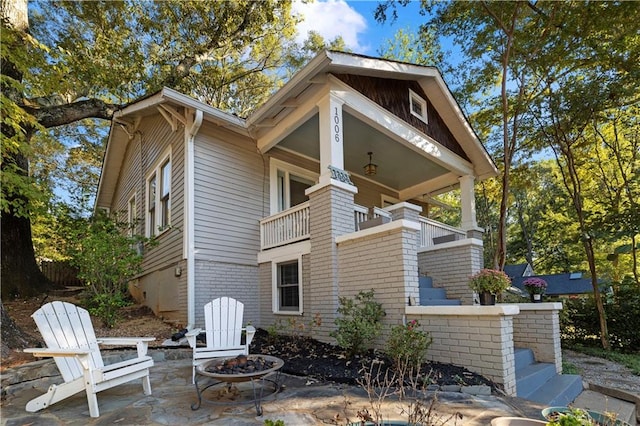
192, 354, 284, 415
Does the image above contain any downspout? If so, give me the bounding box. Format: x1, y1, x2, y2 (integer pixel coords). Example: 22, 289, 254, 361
185, 109, 203, 329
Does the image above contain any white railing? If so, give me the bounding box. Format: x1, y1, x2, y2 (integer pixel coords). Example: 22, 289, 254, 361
260, 202, 310, 250
419, 217, 466, 248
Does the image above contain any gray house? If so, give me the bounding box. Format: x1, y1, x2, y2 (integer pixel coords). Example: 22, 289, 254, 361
96, 51, 580, 403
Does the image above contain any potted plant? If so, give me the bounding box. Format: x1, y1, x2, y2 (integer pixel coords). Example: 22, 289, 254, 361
523, 277, 547, 303
542, 406, 631, 426
469, 269, 511, 305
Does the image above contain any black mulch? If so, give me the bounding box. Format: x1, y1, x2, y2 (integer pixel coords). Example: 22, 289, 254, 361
249, 328, 499, 392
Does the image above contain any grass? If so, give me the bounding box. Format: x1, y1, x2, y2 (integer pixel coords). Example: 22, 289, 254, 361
562, 361, 580, 375
566, 343, 640, 375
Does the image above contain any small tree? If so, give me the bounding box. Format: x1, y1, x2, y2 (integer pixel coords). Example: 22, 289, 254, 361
331, 290, 385, 357
69, 211, 151, 327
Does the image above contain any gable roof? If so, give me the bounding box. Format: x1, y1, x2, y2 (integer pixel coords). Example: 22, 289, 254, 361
96, 50, 498, 210
504, 264, 531, 279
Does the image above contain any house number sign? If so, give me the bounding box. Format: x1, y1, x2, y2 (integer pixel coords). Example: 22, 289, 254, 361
333, 107, 341, 144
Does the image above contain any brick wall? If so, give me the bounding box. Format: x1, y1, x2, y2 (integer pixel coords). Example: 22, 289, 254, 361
337, 221, 420, 345
406, 306, 518, 396
194, 260, 260, 328
513, 303, 563, 373
418, 239, 484, 304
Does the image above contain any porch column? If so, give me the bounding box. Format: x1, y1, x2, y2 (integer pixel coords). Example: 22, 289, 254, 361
306, 180, 357, 342
459, 175, 483, 238
317, 92, 346, 185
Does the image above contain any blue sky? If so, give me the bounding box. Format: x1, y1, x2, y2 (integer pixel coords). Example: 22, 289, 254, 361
293, 0, 429, 56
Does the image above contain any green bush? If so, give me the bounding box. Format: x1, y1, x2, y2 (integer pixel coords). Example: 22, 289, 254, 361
560, 276, 640, 352
69, 211, 153, 327
386, 319, 432, 372
330, 290, 385, 357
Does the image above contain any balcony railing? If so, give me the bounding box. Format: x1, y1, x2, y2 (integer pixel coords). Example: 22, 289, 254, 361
418, 217, 466, 248
260, 202, 466, 250
260, 201, 310, 250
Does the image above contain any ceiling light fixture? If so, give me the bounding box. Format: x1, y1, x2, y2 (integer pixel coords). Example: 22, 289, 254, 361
363, 151, 377, 176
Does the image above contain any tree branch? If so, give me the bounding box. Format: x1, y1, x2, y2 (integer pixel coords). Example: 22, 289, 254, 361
22, 98, 122, 129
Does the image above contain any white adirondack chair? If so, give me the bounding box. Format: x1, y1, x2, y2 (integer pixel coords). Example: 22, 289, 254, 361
186, 297, 256, 383
23, 301, 155, 418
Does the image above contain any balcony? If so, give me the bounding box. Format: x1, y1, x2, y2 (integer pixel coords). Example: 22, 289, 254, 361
259, 202, 466, 251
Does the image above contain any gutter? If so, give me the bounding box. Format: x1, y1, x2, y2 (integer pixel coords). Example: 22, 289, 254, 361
185, 109, 203, 329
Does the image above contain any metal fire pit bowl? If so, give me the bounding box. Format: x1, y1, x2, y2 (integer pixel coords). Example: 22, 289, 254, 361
191, 355, 284, 416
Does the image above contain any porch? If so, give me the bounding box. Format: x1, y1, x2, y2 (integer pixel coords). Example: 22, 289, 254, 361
259, 201, 466, 251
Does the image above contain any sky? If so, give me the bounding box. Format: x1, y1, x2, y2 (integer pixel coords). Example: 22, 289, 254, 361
292, 0, 429, 57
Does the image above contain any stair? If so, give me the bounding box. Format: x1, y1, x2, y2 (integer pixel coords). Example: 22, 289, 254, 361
515, 347, 583, 406
418, 276, 461, 306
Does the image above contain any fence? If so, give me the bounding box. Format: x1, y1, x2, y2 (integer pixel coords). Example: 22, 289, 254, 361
39, 260, 83, 286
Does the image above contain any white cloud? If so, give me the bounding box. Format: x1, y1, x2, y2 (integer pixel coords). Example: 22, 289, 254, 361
293, 0, 368, 52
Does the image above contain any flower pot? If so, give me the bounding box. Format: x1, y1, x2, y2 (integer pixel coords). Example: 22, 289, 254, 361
491, 417, 547, 426
530, 294, 542, 303
541, 406, 631, 426
479, 292, 496, 305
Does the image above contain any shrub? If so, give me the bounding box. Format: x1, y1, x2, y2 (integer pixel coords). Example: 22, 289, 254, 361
69, 211, 153, 327
331, 290, 385, 357
386, 319, 432, 373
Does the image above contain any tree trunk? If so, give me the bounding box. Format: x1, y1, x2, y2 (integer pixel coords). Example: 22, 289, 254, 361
1, 300, 39, 359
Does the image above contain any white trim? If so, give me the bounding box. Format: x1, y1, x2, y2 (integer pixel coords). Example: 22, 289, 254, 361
515, 302, 563, 311
127, 193, 137, 236
406, 304, 520, 316
271, 255, 304, 315
145, 146, 172, 238
257, 240, 311, 264
409, 89, 428, 124
385, 201, 422, 214
335, 219, 420, 244
269, 158, 318, 215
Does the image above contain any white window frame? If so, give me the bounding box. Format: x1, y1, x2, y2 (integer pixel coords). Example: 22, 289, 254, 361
269, 158, 318, 215
381, 194, 400, 208
146, 147, 172, 237
409, 89, 428, 124
127, 194, 136, 237
271, 254, 303, 315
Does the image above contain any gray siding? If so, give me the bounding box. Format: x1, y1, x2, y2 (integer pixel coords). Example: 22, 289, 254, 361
193, 126, 267, 265
109, 113, 186, 322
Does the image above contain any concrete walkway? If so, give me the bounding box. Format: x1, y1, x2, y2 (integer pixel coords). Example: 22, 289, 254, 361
1, 349, 636, 425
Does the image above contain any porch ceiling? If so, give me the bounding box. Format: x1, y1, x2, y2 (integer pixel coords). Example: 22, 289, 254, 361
279, 112, 449, 192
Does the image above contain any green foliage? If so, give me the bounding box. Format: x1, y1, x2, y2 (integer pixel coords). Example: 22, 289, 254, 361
468, 269, 511, 294
386, 319, 432, 372
263, 419, 285, 426
68, 211, 153, 327
561, 278, 640, 353
545, 408, 597, 426
331, 290, 385, 357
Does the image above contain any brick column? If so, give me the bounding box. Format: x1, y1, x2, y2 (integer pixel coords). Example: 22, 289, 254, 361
386, 202, 422, 222
307, 180, 356, 342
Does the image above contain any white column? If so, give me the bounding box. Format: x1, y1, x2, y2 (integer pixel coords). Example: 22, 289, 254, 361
459, 175, 478, 231
317, 92, 345, 185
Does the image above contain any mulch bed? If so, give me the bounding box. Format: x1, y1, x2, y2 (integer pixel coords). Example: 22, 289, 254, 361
249, 328, 499, 392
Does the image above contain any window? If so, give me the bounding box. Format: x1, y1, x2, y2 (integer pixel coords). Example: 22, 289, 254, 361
146, 150, 171, 237
409, 89, 428, 124
270, 159, 317, 214
128, 195, 136, 236
272, 257, 303, 314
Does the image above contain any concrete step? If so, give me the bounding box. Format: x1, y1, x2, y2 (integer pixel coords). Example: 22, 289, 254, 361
420, 287, 447, 300
517, 363, 558, 398
515, 348, 535, 371
573, 390, 637, 426
524, 374, 584, 406
418, 276, 433, 288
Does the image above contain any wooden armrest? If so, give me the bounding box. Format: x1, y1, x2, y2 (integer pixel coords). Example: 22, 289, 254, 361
24, 348, 91, 357
97, 337, 155, 345
185, 328, 203, 337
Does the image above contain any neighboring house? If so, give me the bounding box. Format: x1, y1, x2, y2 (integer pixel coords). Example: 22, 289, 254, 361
504, 263, 534, 279
512, 273, 594, 297
96, 51, 575, 400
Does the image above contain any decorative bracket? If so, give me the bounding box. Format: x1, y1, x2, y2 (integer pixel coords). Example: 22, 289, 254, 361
328, 165, 353, 185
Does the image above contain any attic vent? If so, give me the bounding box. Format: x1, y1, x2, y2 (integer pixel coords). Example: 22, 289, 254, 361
569, 272, 582, 279
409, 89, 428, 124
